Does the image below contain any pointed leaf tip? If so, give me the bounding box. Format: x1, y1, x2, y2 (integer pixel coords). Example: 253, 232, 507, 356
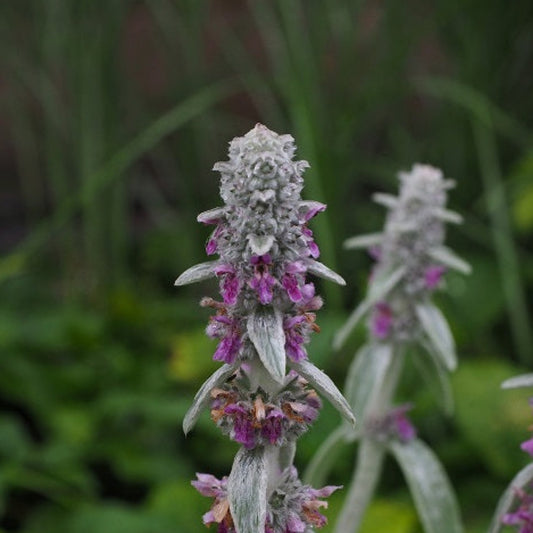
183, 363, 238, 435
306, 260, 346, 285
175, 261, 218, 286
247, 308, 286, 383
416, 303, 457, 372
291, 360, 355, 426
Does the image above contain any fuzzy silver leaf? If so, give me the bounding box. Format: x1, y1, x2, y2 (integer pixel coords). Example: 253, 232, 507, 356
428, 246, 472, 275
389, 439, 464, 533
228, 446, 268, 533
343, 233, 384, 250
416, 303, 457, 371
183, 363, 239, 435
197, 206, 226, 224
306, 260, 346, 286
372, 192, 399, 209
434, 208, 463, 224
247, 307, 286, 383
290, 360, 355, 426
333, 266, 405, 350
344, 342, 394, 416
501, 373, 533, 389
174, 261, 218, 286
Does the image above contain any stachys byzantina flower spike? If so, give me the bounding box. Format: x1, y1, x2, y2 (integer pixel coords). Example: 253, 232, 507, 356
334, 164, 471, 371
176, 124, 353, 533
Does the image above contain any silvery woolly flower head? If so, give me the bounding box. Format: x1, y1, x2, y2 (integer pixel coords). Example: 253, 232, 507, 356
178, 125, 354, 533
335, 164, 470, 370
176, 125, 352, 407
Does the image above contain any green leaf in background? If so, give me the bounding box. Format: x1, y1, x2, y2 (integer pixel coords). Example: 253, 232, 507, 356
453, 358, 532, 478
359, 498, 418, 533
168, 328, 220, 381
510, 150, 533, 232
389, 438, 464, 533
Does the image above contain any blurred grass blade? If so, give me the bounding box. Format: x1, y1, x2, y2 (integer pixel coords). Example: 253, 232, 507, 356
417, 77, 532, 147
0, 80, 235, 282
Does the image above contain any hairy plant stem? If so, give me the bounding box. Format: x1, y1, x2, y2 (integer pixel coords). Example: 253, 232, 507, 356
335, 345, 405, 533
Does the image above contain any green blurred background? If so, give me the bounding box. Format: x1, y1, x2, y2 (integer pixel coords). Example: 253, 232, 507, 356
1, 1, 532, 531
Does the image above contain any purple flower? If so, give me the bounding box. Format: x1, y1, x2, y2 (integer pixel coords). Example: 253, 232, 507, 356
302, 227, 320, 258
502, 487, 533, 533
370, 302, 393, 339
206, 225, 224, 255
249, 254, 277, 304
225, 403, 256, 448
192, 473, 234, 531
284, 315, 308, 362
424, 265, 446, 289
261, 408, 285, 444
302, 202, 326, 222
214, 264, 241, 306
521, 438, 533, 457
389, 404, 417, 442
208, 315, 242, 364
282, 262, 307, 302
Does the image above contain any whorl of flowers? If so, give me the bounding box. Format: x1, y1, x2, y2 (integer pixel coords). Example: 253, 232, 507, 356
176, 125, 354, 533
334, 164, 470, 369
192, 467, 340, 533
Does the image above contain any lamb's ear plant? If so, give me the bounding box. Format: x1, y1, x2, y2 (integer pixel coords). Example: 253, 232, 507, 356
175, 124, 355, 533
306, 164, 470, 533
488, 375, 533, 533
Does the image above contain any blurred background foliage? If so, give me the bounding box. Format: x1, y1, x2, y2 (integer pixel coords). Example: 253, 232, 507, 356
0, 1, 532, 531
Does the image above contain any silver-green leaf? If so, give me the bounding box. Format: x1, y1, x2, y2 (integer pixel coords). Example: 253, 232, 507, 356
389, 439, 464, 533
434, 208, 463, 224
416, 302, 457, 371
305, 260, 346, 286
174, 261, 218, 286
290, 360, 355, 426
183, 363, 238, 435
228, 447, 268, 533
428, 246, 472, 275
501, 373, 533, 389
488, 463, 533, 533
345, 342, 394, 416
247, 308, 286, 383
372, 192, 399, 209
197, 206, 226, 224
333, 266, 405, 350
414, 344, 454, 415
343, 233, 384, 250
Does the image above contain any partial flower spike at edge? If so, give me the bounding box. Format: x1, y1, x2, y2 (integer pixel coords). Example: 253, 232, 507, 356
176, 124, 354, 533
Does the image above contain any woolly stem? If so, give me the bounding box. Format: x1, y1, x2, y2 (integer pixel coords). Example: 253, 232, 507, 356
334, 346, 405, 533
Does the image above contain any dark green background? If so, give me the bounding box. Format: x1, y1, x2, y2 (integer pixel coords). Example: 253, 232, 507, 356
1, 1, 533, 531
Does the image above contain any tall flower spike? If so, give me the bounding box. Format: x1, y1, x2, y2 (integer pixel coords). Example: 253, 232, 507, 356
176, 124, 354, 533
335, 164, 471, 371
308, 164, 467, 533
